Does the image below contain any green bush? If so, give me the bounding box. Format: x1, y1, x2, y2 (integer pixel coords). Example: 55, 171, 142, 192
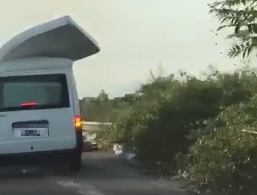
134, 77, 225, 174
181, 95, 257, 194
92, 67, 257, 194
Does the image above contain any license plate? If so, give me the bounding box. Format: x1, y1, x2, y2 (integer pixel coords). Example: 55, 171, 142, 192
14, 128, 49, 137
13, 120, 49, 137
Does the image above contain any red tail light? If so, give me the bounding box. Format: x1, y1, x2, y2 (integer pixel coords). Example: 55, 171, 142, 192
21, 102, 38, 107
73, 115, 82, 130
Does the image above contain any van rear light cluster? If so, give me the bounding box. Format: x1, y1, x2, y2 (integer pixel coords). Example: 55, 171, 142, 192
21, 102, 38, 107
73, 115, 82, 130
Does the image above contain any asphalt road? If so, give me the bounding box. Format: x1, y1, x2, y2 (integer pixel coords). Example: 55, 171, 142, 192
0, 152, 186, 195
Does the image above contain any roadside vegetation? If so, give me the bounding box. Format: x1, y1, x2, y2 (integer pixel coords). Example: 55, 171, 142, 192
79, 0, 257, 194
80, 66, 257, 194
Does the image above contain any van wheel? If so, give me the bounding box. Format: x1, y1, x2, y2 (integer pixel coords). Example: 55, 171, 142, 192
69, 151, 82, 173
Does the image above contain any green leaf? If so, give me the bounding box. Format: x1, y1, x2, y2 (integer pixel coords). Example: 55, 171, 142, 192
251, 24, 257, 33
247, 45, 253, 56
210, 0, 257, 58
251, 36, 257, 45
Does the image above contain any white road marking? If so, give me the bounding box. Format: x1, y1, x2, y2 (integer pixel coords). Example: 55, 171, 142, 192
56, 180, 80, 188
56, 178, 106, 195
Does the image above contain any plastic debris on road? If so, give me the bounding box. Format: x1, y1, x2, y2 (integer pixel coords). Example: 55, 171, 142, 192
113, 143, 124, 156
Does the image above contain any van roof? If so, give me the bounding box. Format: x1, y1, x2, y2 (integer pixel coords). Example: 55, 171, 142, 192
0, 16, 100, 63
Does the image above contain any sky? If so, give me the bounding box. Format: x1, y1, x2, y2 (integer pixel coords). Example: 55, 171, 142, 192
0, 0, 245, 98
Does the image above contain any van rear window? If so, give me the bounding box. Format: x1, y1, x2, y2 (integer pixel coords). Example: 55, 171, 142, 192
0, 74, 70, 112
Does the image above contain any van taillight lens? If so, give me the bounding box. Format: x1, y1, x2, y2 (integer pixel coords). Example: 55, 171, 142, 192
21, 102, 38, 107
74, 115, 82, 130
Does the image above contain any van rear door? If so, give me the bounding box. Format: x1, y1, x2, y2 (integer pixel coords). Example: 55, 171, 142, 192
0, 73, 76, 154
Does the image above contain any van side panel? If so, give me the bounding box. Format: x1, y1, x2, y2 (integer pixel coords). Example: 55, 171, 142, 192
69, 68, 80, 116
68, 68, 83, 152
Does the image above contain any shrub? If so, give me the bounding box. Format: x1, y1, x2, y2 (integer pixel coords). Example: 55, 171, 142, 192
181, 96, 257, 194
94, 67, 257, 188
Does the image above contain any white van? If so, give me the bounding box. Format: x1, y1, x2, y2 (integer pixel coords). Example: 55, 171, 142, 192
0, 16, 100, 172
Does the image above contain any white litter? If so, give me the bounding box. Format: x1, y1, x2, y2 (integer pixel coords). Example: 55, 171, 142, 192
113, 143, 124, 156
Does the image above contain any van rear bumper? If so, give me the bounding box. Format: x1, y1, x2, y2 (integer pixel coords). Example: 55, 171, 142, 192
0, 149, 80, 166
0, 128, 84, 166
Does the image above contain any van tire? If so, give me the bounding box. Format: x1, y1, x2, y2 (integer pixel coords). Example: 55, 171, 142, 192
69, 151, 82, 173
